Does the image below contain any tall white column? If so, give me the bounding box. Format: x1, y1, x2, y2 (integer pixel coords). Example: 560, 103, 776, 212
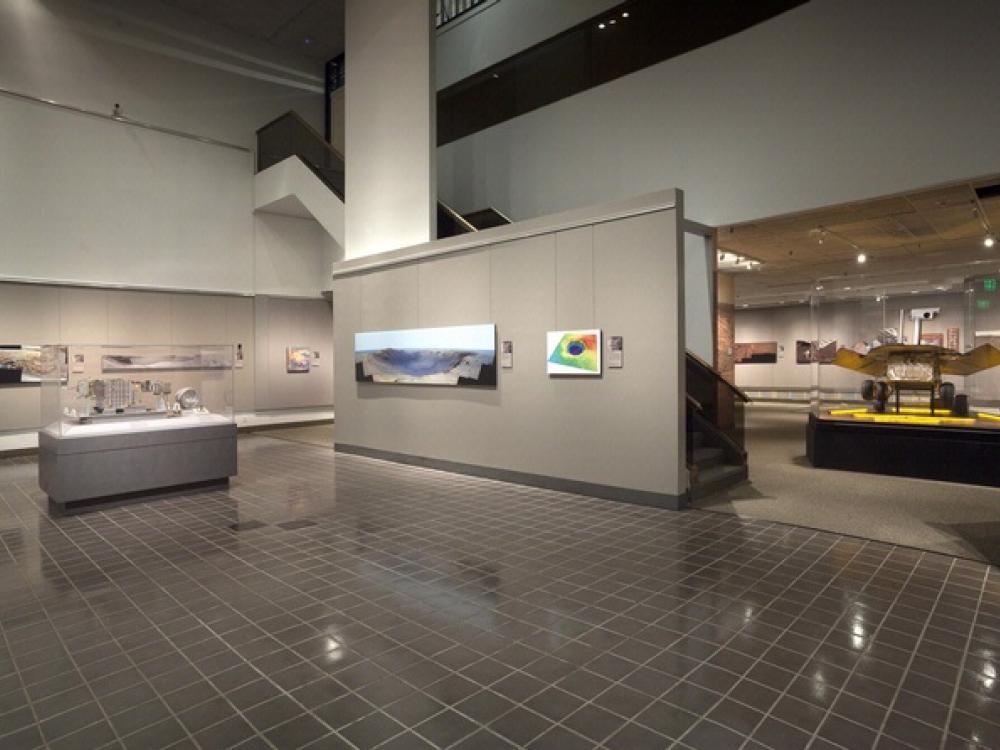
345, 0, 436, 259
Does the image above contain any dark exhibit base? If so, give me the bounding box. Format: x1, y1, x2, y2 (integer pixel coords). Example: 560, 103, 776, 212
807, 413, 1000, 487
49, 478, 230, 516
39, 422, 238, 515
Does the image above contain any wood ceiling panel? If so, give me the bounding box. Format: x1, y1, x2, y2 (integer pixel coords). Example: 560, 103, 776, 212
919, 204, 982, 239
905, 184, 975, 212
725, 176, 1000, 304
850, 196, 915, 219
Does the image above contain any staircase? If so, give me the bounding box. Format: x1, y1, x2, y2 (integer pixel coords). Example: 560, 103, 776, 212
256, 111, 511, 242
686, 353, 750, 500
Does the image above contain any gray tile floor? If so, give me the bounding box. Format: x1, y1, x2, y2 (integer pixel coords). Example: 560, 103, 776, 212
0, 435, 998, 749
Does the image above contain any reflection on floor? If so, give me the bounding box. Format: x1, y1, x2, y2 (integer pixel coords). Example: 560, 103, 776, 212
254, 422, 335, 449
696, 406, 1000, 564
0, 436, 997, 749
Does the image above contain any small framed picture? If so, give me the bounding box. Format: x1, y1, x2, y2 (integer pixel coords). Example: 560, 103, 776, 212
608, 336, 624, 368
286, 347, 311, 373
234, 343, 244, 369
501, 340, 513, 368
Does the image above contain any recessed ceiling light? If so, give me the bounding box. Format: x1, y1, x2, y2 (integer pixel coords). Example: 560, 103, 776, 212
304, 36, 312, 44
911, 290, 919, 294
815, 284, 824, 291
598, 22, 606, 29
622, 11, 629, 17
844, 286, 851, 291
609, 19, 616, 24
985, 235, 996, 248
856, 253, 867, 264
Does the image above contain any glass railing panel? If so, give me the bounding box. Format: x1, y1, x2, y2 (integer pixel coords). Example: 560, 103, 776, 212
257, 113, 344, 198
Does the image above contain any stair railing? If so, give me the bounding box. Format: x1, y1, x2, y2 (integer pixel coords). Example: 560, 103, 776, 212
686, 351, 749, 463
256, 111, 344, 199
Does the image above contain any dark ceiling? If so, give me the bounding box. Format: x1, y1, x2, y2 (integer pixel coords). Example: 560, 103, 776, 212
157, 0, 345, 64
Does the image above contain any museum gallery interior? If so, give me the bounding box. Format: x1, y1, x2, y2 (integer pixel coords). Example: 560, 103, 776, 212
1, 1, 999, 748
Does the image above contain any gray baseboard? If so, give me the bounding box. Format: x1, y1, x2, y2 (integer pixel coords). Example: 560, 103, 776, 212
335, 443, 688, 511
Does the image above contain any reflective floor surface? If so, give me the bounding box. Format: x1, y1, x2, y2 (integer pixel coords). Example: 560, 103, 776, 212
0, 434, 997, 749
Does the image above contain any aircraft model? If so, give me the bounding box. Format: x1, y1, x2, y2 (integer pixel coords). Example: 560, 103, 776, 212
832, 343, 1000, 415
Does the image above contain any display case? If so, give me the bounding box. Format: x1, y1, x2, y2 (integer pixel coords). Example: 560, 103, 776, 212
807, 284, 1000, 486
40, 344, 234, 436
38, 344, 238, 513
812, 287, 1000, 426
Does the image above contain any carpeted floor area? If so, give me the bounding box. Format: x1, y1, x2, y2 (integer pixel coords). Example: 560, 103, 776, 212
695, 406, 1000, 565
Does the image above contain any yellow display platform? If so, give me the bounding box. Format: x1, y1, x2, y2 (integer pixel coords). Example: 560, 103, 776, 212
826, 407, 1000, 428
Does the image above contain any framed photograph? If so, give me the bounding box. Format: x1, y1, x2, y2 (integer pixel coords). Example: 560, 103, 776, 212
311, 350, 321, 367
234, 343, 244, 369
0, 345, 43, 383
546, 330, 602, 376
286, 347, 312, 373
501, 340, 513, 368
354, 324, 496, 386
734, 341, 778, 364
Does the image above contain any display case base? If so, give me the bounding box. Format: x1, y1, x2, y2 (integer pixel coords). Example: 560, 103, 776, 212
48, 478, 230, 516
39, 422, 237, 514
807, 413, 1000, 487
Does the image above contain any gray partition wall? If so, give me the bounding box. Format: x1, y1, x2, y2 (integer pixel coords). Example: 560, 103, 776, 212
332, 190, 688, 508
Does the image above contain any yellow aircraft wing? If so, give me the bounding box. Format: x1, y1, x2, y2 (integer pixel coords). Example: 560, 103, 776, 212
831, 348, 887, 376
940, 344, 1000, 376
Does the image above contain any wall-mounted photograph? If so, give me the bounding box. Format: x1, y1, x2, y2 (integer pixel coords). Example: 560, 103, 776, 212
286, 347, 312, 373
795, 339, 837, 364
547, 330, 602, 375
102, 352, 230, 372
734, 341, 778, 364
0, 345, 43, 383
354, 324, 496, 386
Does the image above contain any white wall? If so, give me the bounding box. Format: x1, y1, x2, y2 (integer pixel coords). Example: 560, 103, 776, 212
333, 198, 687, 502
0, 95, 255, 293
0, 282, 335, 434
436, 0, 619, 88
254, 214, 339, 297
684, 233, 714, 362
254, 296, 335, 410
438, 0, 1000, 227
0, 0, 334, 299
0, 0, 323, 148
346, 0, 435, 258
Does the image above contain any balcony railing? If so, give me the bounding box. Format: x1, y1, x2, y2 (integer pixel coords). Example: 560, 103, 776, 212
436, 0, 488, 27
256, 111, 344, 200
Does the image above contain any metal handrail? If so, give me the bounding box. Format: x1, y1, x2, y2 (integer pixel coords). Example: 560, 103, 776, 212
438, 200, 477, 234
0, 86, 251, 154
686, 350, 750, 402
256, 110, 344, 161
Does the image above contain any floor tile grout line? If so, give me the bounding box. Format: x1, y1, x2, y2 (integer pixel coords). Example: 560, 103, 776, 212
454, 523, 839, 748
9, 483, 231, 750
88, 508, 364, 750
0, 442, 996, 750
799, 550, 942, 750
935, 564, 991, 750
661, 533, 884, 750
872, 557, 970, 748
